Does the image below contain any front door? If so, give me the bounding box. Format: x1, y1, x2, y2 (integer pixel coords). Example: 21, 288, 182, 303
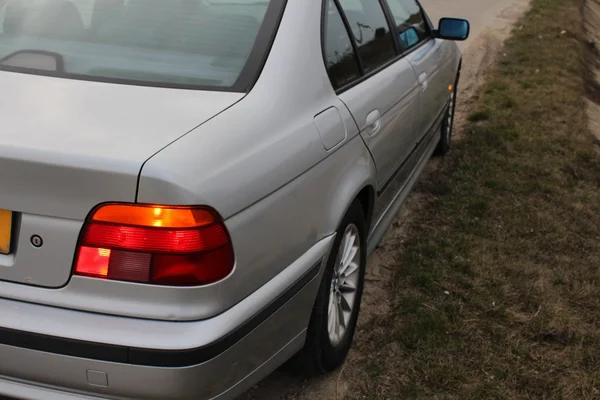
385, 0, 453, 139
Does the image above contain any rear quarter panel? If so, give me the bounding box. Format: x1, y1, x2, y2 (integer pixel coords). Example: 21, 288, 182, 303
133, 0, 378, 321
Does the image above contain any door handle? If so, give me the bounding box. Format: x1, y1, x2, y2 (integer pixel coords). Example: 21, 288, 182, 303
365, 110, 381, 135
418, 72, 428, 92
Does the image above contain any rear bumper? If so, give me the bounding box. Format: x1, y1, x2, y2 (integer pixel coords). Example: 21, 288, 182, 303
0, 237, 333, 400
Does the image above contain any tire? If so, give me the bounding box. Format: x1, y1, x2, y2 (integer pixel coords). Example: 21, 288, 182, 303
296, 201, 367, 374
434, 74, 459, 156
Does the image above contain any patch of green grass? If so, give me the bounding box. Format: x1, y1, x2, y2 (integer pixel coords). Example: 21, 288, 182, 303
497, 94, 518, 109
485, 80, 509, 94
396, 307, 449, 349
343, 0, 600, 398
468, 108, 492, 122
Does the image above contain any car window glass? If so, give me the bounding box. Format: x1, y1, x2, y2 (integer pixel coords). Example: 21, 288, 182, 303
324, 0, 360, 90
337, 0, 396, 73
0, 0, 279, 89
385, 0, 431, 51
0, 0, 5, 33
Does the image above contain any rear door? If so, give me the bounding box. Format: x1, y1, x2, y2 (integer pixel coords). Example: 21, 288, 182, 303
323, 0, 420, 190
385, 0, 453, 139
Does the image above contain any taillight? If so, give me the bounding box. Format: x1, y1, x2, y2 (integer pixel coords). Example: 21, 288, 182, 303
74, 204, 234, 286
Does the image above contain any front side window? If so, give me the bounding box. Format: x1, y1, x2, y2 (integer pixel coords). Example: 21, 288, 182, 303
385, 0, 431, 52
0, 0, 283, 90
337, 0, 396, 74
323, 0, 360, 90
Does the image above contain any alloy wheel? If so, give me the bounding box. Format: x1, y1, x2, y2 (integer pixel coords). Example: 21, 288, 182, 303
327, 224, 361, 347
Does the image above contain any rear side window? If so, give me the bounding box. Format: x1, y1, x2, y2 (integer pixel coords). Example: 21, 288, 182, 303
0, 0, 284, 90
337, 0, 396, 74
323, 0, 360, 90
385, 0, 431, 51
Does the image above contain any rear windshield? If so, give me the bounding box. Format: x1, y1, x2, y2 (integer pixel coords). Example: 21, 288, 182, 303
0, 0, 283, 90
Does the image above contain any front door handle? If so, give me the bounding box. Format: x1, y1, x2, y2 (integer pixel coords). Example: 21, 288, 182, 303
365, 110, 381, 135
418, 72, 428, 92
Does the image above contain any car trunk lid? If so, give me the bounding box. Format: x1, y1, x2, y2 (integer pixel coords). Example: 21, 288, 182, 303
0, 72, 243, 288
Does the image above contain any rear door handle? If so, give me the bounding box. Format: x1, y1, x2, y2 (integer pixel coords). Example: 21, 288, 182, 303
365, 110, 381, 135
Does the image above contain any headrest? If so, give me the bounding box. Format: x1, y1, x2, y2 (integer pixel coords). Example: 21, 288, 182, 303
90, 0, 124, 30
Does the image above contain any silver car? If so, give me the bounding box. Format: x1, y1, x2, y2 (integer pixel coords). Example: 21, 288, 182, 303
0, 0, 468, 399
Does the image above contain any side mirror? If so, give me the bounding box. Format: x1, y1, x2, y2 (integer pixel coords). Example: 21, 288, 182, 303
435, 18, 470, 41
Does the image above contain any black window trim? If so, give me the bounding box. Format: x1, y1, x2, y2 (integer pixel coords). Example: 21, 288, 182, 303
380, 0, 403, 55
234, 0, 289, 93
320, 0, 365, 88
321, 0, 436, 95
385, 0, 435, 55
0, 0, 288, 93
334, 0, 365, 75
415, 0, 437, 32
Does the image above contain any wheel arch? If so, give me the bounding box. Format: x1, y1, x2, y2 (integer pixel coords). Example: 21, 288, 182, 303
321, 140, 377, 241
356, 185, 376, 233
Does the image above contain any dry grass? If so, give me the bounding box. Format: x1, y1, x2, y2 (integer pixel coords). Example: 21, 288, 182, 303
343, 0, 600, 398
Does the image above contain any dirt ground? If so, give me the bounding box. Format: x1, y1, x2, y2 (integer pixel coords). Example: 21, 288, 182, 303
585, 0, 600, 141
240, 1, 532, 399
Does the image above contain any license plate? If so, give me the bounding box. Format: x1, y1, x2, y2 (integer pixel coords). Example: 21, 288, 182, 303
0, 209, 12, 254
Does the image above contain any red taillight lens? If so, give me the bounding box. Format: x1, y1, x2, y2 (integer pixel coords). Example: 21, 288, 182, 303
74, 204, 234, 286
